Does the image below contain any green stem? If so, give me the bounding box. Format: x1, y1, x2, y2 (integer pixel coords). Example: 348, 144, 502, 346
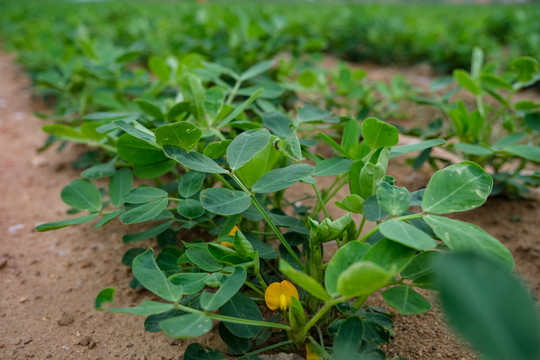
168, 197, 182, 202
300, 297, 345, 338
358, 213, 424, 243
351, 294, 368, 311
214, 173, 235, 190
175, 303, 291, 330
312, 183, 331, 220
226, 79, 242, 105
356, 217, 367, 240
245, 281, 265, 296
231, 174, 305, 270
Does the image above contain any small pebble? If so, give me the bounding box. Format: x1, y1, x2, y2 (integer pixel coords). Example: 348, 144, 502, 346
80, 261, 93, 269
78, 336, 92, 346
57, 312, 74, 326
24, 339, 33, 345
31, 156, 49, 168
88, 341, 97, 349
0, 257, 7, 270
45, 355, 52, 359
126, 342, 134, 348
8, 224, 25, 234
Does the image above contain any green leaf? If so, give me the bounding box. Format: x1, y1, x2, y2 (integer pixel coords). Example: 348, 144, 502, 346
313, 157, 353, 177
376, 182, 410, 216
252, 164, 314, 193
359, 162, 386, 200
424, 215, 514, 269
362, 196, 388, 221
133, 159, 175, 179
436, 252, 540, 360
61, 179, 102, 212
341, 118, 360, 152
218, 323, 252, 355
379, 220, 436, 250
422, 161, 492, 214
361, 238, 416, 273
119, 198, 169, 224
122, 221, 173, 243
219, 293, 263, 338
217, 89, 263, 129
361, 117, 399, 149
279, 259, 331, 301
337, 261, 392, 298
135, 99, 164, 122
123, 187, 168, 204
401, 251, 439, 280
185, 247, 223, 272
390, 139, 446, 158
289, 296, 306, 330
262, 112, 293, 137
42, 124, 85, 142
106, 301, 175, 316
35, 213, 99, 232
163, 146, 228, 174
204, 140, 232, 159
114, 120, 157, 146
155, 122, 202, 151
148, 56, 170, 82
334, 317, 364, 360
81, 162, 116, 179
325, 242, 371, 297
504, 145, 540, 163
184, 343, 226, 360
200, 267, 247, 311
382, 285, 431, 315
169, 273, 209, 294
160, 314, 213, 338
240, 59, 274, 81
318, 132, 348, 157
177, 199, 206, 218
117, 134, 168, 165
227, 129, 271, 170
178, 171, 206, 198
93, 209, 124, 229
200, 188, 251, 215
453, 69, 480, 95
335, 194, 365, 214
454, 143, 493, 156
511, 56, 539, 83
95, 288, 116, 309
109, 168, 133, 207
131, 249, 183, 302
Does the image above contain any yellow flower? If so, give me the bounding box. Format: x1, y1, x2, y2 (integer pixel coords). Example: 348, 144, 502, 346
228, 225, 239, 236
220, 241, 234, 249
264, 280, 299, 311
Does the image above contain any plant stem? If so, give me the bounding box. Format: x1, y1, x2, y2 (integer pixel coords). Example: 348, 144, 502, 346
356, 217, 367, 239
226, 79, 242, 105
244, 281, 265, 296
312, 183, 331, 220
300, 297, 345, 338
214, 173, 235, 190
174, 303, 291, 330
351, 294, 368, 311
231, 174, 305, 270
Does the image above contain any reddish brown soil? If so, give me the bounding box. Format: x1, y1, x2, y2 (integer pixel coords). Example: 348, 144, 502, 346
1, 53, 539, 360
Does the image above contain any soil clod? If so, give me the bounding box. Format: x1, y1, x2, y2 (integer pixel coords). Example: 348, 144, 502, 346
57, 312, 74, 326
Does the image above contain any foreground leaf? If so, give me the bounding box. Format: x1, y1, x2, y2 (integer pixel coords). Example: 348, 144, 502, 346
160, 314, 213, 338
436, 252, 540, 360
61, 179, 102, 212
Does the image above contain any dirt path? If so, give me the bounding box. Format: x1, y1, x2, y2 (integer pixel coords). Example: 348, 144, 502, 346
1, 52, 539, 360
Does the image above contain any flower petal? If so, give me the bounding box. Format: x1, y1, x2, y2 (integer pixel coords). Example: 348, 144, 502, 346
265, 282, 282, 311
280, 280, 299, 304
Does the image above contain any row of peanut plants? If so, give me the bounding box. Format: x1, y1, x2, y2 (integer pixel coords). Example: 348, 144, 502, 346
1, 2, 539, 359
